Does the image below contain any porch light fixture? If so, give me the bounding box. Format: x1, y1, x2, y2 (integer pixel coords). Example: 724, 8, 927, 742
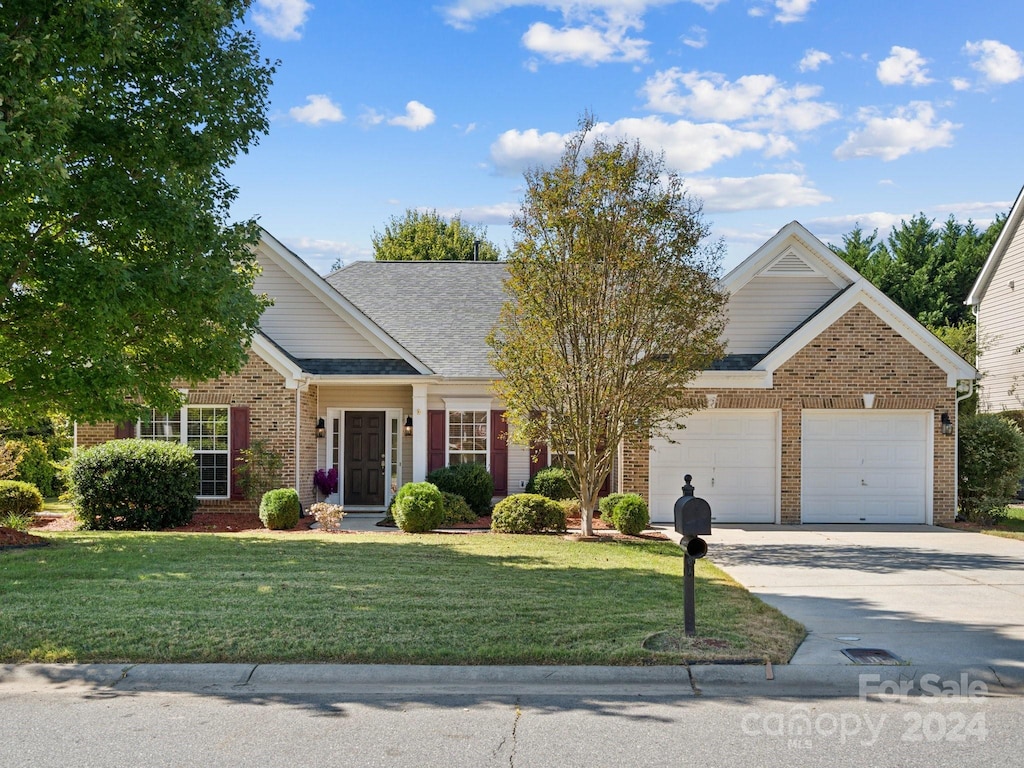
941, 412, 953, 436
862, 393, 875, 409
404, 416, 413, 436
316, 418, 326, 439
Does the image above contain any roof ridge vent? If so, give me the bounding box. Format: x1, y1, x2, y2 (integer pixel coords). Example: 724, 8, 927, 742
760, 250, 820, 277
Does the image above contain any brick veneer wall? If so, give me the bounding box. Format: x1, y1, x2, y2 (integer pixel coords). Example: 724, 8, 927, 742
622, 304, 958, 524
75, 351, 305, 514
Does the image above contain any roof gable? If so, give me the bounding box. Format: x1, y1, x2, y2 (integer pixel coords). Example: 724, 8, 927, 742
966, 184, 1024, 306
253, 231, 430, 375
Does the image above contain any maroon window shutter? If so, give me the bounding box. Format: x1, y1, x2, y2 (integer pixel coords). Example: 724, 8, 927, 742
230, 406, 251, 500
529, 441, 548, 477
489, 410, 508, 496
427, 410, 446, 473
114, 421, 136, 439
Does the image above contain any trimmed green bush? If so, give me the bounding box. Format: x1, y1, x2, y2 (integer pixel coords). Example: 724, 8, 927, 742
959, 413, 1024, 521
611, 494, 650, 536
427, 463, 494, 516
71, 439, 198, 530
393, 482, 445, 533
598, 493, 627, 519
0, 480, 43, 517
491, 493, 566, 534
440, 491, 477, 526
525, 466, 574, 500
259, 488, 301, 530
559, 497, 581, 519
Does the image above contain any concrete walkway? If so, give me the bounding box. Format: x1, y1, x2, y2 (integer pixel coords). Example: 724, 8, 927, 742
697, 525, 1024, 681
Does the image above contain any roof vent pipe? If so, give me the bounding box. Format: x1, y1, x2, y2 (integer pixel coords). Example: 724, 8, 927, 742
473, 239, 480, 261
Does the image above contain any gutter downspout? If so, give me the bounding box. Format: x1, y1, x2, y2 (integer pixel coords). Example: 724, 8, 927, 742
954, 380, 975, 518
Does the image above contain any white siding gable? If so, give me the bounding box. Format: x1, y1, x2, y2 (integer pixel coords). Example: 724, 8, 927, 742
254, 246, 390, 360
977, 212, 1024, 412
723, 247, 847, 356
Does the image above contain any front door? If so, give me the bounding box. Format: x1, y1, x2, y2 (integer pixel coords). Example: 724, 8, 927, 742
344, 411, 385, 506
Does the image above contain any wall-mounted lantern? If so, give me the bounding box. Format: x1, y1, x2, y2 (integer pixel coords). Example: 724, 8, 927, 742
316, 418, 326, 439
941, 412, 953, 436
404, 416, 413, 437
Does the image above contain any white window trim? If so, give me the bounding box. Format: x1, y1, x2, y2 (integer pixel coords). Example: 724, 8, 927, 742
138, 405, 230, 500
443, 398, 492, 470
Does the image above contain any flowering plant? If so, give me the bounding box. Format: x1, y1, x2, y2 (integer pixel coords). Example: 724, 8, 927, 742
310, 502, 345, 531
313, 467, 338, 495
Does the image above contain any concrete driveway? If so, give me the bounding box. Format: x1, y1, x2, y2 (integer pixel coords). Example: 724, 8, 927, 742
702, 525, 1024, 676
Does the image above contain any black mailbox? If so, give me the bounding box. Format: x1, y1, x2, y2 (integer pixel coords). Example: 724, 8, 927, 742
673, 474, 711, 536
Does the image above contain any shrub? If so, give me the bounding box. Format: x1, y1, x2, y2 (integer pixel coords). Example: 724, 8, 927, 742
598, 493, 627, 520
259, 488, 301, 530
0, 442, 19, 480
309, 501, 345, 531
491, 493, 566, 534
440, 491, 477, 526
559, 498, 581, 519
235, 441, 284, 501
0, 480, 43, 517
525, 466, 574, 500
959, 414, 1024, 521
393, 482, 445, 533
611, 494, 650, 535
427, 463, 494, 516
71, 439, 198, 530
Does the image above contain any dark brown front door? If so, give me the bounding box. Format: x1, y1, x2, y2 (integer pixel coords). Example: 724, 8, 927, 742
344, 411, 385, 506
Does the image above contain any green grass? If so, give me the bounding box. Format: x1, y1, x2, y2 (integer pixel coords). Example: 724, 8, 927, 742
42, 497, 73, 515
971, 506, 1024, 541
0, 531, 804, 665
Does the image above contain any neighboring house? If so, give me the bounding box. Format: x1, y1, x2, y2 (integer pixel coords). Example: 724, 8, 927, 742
966, 185, 1024, 414
76, 222, 975, 525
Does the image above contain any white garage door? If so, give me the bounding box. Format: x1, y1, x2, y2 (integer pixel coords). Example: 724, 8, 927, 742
649, 410, 779, 524
801, 410, 930, 524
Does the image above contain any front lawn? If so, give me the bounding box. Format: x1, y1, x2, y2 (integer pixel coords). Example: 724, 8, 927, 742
0, 531, 804, 665
962, 506, 1024, 542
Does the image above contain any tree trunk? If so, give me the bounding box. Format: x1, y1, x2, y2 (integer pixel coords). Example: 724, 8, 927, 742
580, 504, 595, 537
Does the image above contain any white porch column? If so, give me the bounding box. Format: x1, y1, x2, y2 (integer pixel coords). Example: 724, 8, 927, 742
412, 383, 429, 482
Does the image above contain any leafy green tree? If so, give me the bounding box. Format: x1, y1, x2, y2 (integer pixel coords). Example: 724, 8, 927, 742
372, 209, 501, 261
489, 117, 727, 536
0, 1, 275, 425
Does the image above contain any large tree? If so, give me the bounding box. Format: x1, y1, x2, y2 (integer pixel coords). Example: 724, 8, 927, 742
489, 118, 727, 536
372, 209, 501, 261
0, 1, 275, 425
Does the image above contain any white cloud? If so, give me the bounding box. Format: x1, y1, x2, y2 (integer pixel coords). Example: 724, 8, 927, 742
641, 68, 840, 132
388, 101, 437, 131
774, 0, 815, 23
798, 49, 831, 72
950, 77, 972, 91
432, 203, 519, 225
965, 39, 1024, 85
360, 108, 385, 127
289, 95, 344, 126
686, 173, 831, 212
522, 21, 648, 64
833, 102, 959, 161
490, 116, 795, 176
284, 236, 372, 274
682, 25, 707, 49
876, 46, 933, 86
252, 0, 312, 41
439, 1, 720, 30
934, 199, 1014, 224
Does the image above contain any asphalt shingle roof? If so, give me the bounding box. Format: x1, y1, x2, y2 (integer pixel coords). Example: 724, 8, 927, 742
326, 261, 509, 378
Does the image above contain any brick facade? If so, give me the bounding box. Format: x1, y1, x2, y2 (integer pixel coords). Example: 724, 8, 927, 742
622, 304, 958, 525
76, 351, 314, 514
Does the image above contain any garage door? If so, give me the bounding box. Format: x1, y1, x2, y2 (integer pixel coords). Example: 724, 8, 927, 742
649, 410, 779, 524
801, 410, 930, 524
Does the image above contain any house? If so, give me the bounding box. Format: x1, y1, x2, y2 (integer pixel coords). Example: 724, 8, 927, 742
75, 222, 975, 525
966, 185, 1024, 414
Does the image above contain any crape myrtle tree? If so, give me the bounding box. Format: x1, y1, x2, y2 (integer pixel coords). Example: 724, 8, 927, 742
372, 208, 501, 261
488, 117, 727, 536
0, 1, 275, 425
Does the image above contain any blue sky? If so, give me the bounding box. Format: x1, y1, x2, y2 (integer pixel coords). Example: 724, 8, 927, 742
229, 0, 1024, 275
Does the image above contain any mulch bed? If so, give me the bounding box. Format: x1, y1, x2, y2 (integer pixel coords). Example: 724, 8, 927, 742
5, 511, 667, 543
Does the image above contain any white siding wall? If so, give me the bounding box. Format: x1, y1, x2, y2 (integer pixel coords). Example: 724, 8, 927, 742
255, 254, 388, 359
508, 443, 531, 494
977, 216, 1024, 412
724, 275, 842, 355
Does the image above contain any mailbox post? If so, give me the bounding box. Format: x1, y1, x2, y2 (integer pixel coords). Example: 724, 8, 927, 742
673, 474, 711, 637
